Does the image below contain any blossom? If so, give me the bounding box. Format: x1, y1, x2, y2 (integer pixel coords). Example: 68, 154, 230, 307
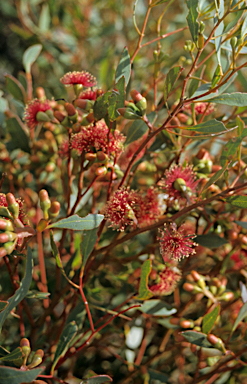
136, 187, 163, 227
78, 89, 97, 100
58, 139, 70, 158
194, 102, 215, 115
103, 188, 140, 231
150, 266, 181, 295
158, 223, 197, 261
70, 120, 124, 156
60, 71, 97, 87
24, 99, 51, 129
159, 164, 198, 205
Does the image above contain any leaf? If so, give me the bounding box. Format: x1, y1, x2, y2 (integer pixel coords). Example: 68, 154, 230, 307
108, 94, 118, 121
125, 111, 156, 145
207, 92, 247, 106
240, 282, 247, 303
0, 366, 43, 384
5, 74, 26, 104
150, 0, 170, 7
235, 220, 247, 229
139, 299, 177, 316
0, 301, 8, 312
232, 301, 247, 333
185, 0, 199, 43
241, 14, 247, 40
164, 66, 182, 101
237, 70, 247, 91
185, 119, 227, 133
80, 375, 112, 384
6, 118, 30, 153
135, 259, 153, 300
196, 234, 228, 248
220, 128, 247, 167
202, 164, 227, 192
115, 47, 131, 86
0, 247, 33, 333
202, 304, 220, 334
147, 369, 169, 382
181, 331, 213, 348
0, 347, 23, 362
23, 44, 42, 73
226, 195, 247, 208
48, 214, 104, 231
93, 91, 111, 120
108, 77, 125, 121
51, 321, 78, 374
38, 3, 50, 32
25, 290, 50, 299
214, 0, 224, 72
194, 73, 238, 101
81, 228, 98, 267
50, 231, 79, 289
65, 301, 85, 329
211, 65, 222, 88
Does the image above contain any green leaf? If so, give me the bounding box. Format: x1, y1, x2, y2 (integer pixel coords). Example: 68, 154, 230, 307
164, 66, 182, 101
232, 301, 247, 333
220, 128, 247, 167
51, 321, 78, 374
93, 91, 111, 120
6, 118, 30, 153
147, 369, 169, 382
108, 94, 118, 121
38, 3, 50, 32
0, 347, 23, 362
81, 228, 98, 267
181, 331, 213, 347
194, 73, 237, 101
0, 247, 33, 333
185, 119, 227, 133
202, 304, 220, 334
25, 290, 50, 299
23, 44, 42, 73
235, 220, 247, 230
125, 111, 156, 145
207, 92, 247, 106
214, 0, 224, 72
237, 70, 247, 92
139, 299, 177, 316
202, 164, 227, 192
0, 366, 43, 384
211, 65, 222, 88
150, 0, 170, 7
48, 214, 104, 231
108, 77, 125, 121
5, 75, 26, 104
241, 14, 247, 40
196, 234, 228, 248
185, 0, 199, 43
0, 301, 8, 312
80, 375, 112, 384
226, 195, 247, 208
65, 301, 85, 329
188, 77, 199, 98
115, 47, 131, 86
135, 259, 153, 301
50, 231, 79, 289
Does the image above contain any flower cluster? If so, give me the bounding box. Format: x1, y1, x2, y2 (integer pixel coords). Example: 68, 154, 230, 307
137, 187, 163, 227
158, 223, 197, 262
60, 71, 97, 87
150, 266, 181, 295
24, 99, 52, 130
70, 120, 125, 156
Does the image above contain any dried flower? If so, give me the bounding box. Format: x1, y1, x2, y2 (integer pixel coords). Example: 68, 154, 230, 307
103, 188, 140, 231
150, 266, 181, 295
159, 164, 198, 205
158, 223, 197, 261
70, 120, 124, 156
24, 99, 51, 130
60, 71, 97, 87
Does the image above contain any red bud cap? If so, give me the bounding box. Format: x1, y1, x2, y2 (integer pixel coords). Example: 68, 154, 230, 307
74, 99, 88, 109
48, 201, 60, 219
85, 153, 97, 161
54, 111, 66, 123
191, 270, 201, 282
130, 90, 143, 103
207, 334, 219, 345
20, 338, 30, 348
96, 151, 107, 162
95, 166, 107, 176
0, 219, 14, 231
73, 122, 81, 133
36, 87, 46, 100
65, 102, 76, 116
39, 189, 49, 202
6, 193, 16, 206
180, 320, 194, 328
183, 283, 195, 292
6, 193, 19, 219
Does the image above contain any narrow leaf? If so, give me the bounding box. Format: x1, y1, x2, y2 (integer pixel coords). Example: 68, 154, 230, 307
125, 111, 156, 145
0, 301, 8, 312
235, 220, 247, 230
0, 247, 33, 332
115, 47, 131, 86
207, 92, 247, 106
80, 375, 113, 384
181, 331, 213, 347
135, 259, 153, 300
139, 299, 177, 316
226, 195, 247, 208
240, 282, 247, 303
237, 70, 247, 91
48, 214, 104, 231
5, 75, 26, 104
0, 347, 23, 362
93, 91, 111, 120
211, 65, 222, 88
6, 118, 30, 153
202, 304, 220, 334
185, 0, 199, 43
23, 44, 42, 73
108, 77, 125, 121
202, 164, 227, 192
196, 234, 228, 248
38, 4, 50, 32
185, 119, 227, 133
0, 366, 43, 384
164, 66, 182, 101
81, 228, 98, 267
220, 128, 247, 167
241, 14, 247, 40
232, 301, 247, 333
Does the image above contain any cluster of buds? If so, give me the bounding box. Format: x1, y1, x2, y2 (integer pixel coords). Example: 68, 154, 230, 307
183, 271, 234, 303
37, 189, 60, 232
193, 148, 213, 175
184, 40, 196, 53
17, 338, 45, 376
118, 90, 147, 120
0, 193, 35, 258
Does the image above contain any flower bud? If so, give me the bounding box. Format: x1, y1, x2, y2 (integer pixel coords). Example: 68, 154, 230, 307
45, 109, 54, 120
197, 33, 204, 50
199, 21, 205, 34
0, 232, 17, 243
183, 282, 202, 293
36, 111, 50, 123
130, 90, 143, 103
36, 87, 46, 100
54, 111, 70, 126
193, 326, 201, 332
95, 166, 107, 177
231, 37, 238, 50
0, 219, 14, 231
65, 103, 78, 122
6, 193, 19, 219
207, 334, 226, 353
218, 292, 234, 301
81, 112, 95, 126
39, 189, 51, 220
20, 338, 31, 365
3, 241, 16, 255
136, 98, 147, 116
74, 99, 94, 112
180, 319, 194, 328
72, 122, 81, 133
27, 349, 44, 369
118, 107, 142, 120
173, 178, 187, 193
48, 202, 61, 219
96, 151, 108, 163
85, 153, 97, 162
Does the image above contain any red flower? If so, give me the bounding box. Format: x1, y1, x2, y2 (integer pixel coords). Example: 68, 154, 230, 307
136, 187, 163, 227
194, 102, 215, 115
159, 164, 198, 205
103, 188, 140, 231
70, 120, 124, 156
58, 139, 70, 158
158, 223, 197, 261
60, 71, 97, 87
24, 99, 51, 129
78, 89, 97, 100
150, 266, 181, 295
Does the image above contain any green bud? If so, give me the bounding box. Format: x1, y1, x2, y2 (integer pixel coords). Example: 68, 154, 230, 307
45, 109, 54, 120
73, 84, 84, 97
197, 33, 204, 50
199, 21, 205, 34
36, 111, 50, 123
0, 219, 14, 231
173, 178, 187, 193
3, 241, 16, 255
39, 190, 51, 220
0, 232, 17, 243
0, 207, 13, 219
27, 349, 44, 369
136, 98, 147, 116
231, 37, 238, 50
153, 50, 158, 61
